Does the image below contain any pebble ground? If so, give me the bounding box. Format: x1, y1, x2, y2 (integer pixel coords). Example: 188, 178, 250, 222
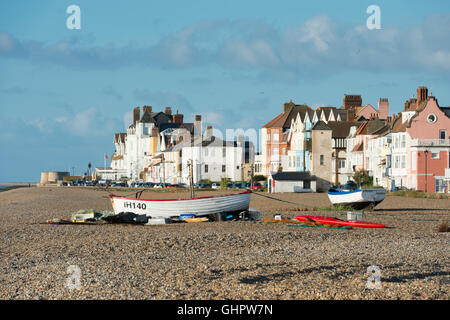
0, 187, 448, 300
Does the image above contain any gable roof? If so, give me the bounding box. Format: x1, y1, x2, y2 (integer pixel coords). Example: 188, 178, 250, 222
140, 108, 156, 123
312, 121, 331, 131
263, 103, 314, 129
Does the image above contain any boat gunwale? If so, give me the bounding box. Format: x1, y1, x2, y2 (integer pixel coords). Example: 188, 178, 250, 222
110, 190, 251, 202
328, 188, 386, 196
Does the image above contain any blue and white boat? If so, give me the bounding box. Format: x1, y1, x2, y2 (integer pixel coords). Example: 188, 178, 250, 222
328, 181, 386, 210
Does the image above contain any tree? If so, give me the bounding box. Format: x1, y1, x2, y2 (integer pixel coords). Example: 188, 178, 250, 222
88, 162, 92, 178
252, 175, 267, 182
353, 169, 373, 187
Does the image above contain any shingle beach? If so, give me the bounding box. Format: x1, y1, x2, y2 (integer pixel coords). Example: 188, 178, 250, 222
0, 187, 448, 300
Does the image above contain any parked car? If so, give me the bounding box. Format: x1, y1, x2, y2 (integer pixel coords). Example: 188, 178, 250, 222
111, 182, 127, 187
211, 183, 220, 190
153, 183, 163, 189
241, 182, 250, 189
252, 182, 263, 190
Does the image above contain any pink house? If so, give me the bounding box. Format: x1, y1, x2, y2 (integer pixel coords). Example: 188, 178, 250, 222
404, 93, 450, 193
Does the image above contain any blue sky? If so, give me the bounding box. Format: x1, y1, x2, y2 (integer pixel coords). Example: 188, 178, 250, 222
1, 0, 450, 182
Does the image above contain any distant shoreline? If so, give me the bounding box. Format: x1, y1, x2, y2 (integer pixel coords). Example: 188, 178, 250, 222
0, 182, 37, 186
0, 183, 36, 192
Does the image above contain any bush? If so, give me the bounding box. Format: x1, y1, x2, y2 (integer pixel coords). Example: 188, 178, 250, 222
252, 175, 267, 182
353, 170, 373, 186
220, 178, 230, 190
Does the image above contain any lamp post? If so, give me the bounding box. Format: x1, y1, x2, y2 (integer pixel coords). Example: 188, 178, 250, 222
424, 150, 428, 193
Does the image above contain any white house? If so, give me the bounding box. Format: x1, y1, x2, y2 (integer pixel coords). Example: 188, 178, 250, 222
180, 135, 250, 184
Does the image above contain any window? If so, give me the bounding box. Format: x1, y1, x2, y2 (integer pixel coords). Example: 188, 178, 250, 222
271, 148, 279, 161
222, 147, 226, 157
205, 148, 208, 156
401, 135, 406, 148
401, 155, 406, 169
320, 155, 324, 165
222, 165, 226, 172
440, 130, 447, 141
435, 178, 446, 193
427, 114, 437, 123
338, 160, 345, 169
431, 152, 439, 159
296, 156, 301, 168
273, 133, 279, 142
205, 164, 208, 173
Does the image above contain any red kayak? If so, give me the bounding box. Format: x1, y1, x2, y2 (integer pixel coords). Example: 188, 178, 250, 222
295, 216, 385, 228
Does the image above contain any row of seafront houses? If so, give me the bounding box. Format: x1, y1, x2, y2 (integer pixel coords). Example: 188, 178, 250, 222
96, 86, 450, 194
96, 106, 255, 185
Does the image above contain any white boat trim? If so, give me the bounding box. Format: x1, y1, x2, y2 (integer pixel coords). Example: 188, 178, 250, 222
110, 191, 251, 218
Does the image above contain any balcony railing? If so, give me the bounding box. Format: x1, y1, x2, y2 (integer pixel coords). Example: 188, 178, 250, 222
410, 139, 450, 147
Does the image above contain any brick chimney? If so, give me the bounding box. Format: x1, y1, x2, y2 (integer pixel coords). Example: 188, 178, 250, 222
343, 95, 362, 110
417, 86, 428, 104
142, 105, 152, 115
283, 99, 295, 113
378, 98, 389, 120
172, 110, 184, 124
164, 106, 172, 115
133, 107, 140, 125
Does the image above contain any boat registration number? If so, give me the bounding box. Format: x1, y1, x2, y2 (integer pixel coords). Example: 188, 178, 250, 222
123, 202, 147, 210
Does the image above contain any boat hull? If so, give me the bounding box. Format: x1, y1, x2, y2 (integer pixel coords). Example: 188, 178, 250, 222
110, 192, 251, 218
295, 216, 386, 228
327, 188, 386, 209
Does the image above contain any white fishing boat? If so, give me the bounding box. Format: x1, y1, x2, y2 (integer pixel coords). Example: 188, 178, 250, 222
110, 191, 251, 219
327, 181, 386, 210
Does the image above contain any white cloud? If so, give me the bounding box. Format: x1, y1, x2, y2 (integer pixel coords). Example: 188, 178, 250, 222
2, 13, 450, 75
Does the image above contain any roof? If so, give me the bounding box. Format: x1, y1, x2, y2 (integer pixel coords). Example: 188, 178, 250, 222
164, 135, 239, 152
263, 103, 313, 128
114, 133, 127, 143
270, 171, 316, 181
311, 121, 331, 131
355, 122, 368, 135
390, 115, 407, 133
352, 142, 364, 152
326, 121, 360, 138
140, 108, 156, 123
159, 122, 194, 133
441, 106, 450, 117
336, 109, 348, 121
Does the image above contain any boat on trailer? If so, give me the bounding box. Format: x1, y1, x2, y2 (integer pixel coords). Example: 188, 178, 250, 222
327, 181, 386, 210
110, 191, 251, 219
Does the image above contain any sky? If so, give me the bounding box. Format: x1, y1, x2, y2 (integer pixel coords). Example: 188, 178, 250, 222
1, 0, 450, 182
